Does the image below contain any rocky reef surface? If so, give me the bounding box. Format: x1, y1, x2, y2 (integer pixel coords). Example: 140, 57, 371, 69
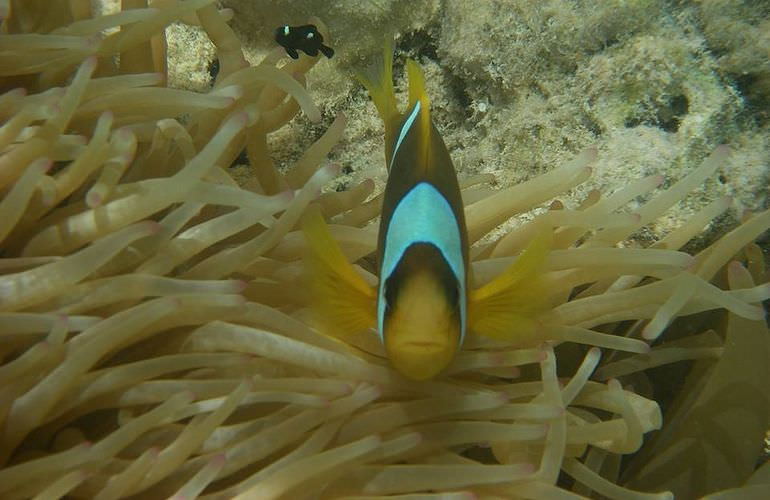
154, 0, 770, 249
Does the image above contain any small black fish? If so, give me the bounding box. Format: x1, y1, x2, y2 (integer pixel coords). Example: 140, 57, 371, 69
275, 24, 334, 60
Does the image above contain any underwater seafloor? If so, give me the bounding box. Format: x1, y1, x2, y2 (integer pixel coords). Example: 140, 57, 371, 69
179, 0, 770, 246
1, 0, 769, 499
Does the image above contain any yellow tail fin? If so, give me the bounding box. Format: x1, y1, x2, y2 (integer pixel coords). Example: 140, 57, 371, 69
469, 230, 553, 345
301, 206, 376, 339
354, 38, 398, 126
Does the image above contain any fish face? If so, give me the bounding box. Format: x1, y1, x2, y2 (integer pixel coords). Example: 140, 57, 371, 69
381, 243, 462, 380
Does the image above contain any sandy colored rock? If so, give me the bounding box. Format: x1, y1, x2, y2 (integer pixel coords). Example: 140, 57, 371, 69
152, 0, 770, 248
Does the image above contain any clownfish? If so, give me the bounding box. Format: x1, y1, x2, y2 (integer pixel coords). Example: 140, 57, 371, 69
302, 41, 552, 380
275, 24, 334, 60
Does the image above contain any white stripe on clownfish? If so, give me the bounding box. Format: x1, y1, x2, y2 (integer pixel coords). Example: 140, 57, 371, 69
389, 99, 421, 171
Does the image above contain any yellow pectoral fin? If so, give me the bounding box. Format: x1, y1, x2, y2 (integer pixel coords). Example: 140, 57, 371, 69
469, 230, 553, 344
301, 207, 376, 338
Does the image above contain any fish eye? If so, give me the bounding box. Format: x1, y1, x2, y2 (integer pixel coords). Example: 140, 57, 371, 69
383, 280, 397, 310
449, 283, 460, 304
283, 26, 289, 36
306, 32, 313, 39
383, 290, 392, 315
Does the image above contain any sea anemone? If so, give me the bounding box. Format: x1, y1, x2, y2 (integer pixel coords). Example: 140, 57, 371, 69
0, 1, 768, 499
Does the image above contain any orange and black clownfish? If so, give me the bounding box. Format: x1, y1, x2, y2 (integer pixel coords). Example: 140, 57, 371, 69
302, 41, 552, 380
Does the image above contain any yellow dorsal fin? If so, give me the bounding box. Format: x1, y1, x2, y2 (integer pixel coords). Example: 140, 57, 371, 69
468, 230, 553, 345
406, 58, 431, 165
301, 206, 376, 339
354, 38, 398, 127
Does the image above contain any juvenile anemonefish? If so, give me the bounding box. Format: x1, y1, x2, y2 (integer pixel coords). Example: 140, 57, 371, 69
302, 41, 552, 380
275, 24, 334, 60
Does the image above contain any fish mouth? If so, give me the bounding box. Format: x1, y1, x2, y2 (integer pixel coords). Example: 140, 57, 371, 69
400, 340, 445, 351
387, 340, 456, 380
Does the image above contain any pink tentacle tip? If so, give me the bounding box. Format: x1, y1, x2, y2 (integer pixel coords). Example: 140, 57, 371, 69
119, 149, 136, 165
366, 384, 383, 400
326, 162, 343, 177
81, 56, 98, 73
495, 392, 510, 405
85, 34, 101, 49
86, 192, 103, 208
219, 8, 234, 21
41, 102, 61, 120
140, 220, 162, 235
228, 85, 245, 101
233, 279, 249, 293
165, 296, 183, 310
489, 351, 506, 365
33, 158, 53, 173
641, 325, 657, 341
229, 111, 249, 129
408, 432, 423, 446
210, 453, 227, 467
114, 127, 136, 146
291, 71, 308, 86
461, 492, 479, 500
